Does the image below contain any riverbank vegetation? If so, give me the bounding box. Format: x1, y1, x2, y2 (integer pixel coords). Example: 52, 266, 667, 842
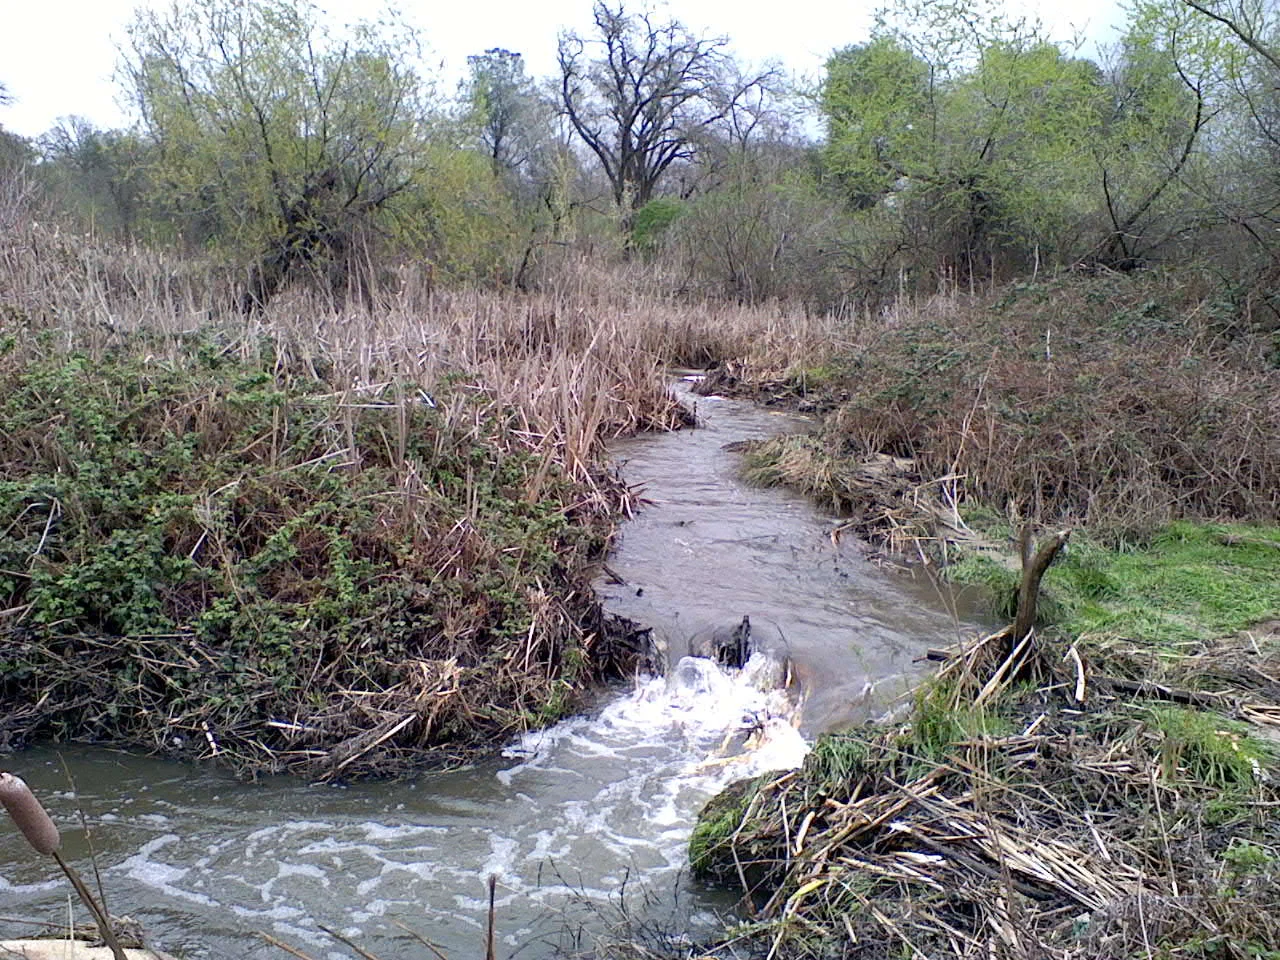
687, 612, 1280, 958
0, 212, 703, 778
3, 0, 1280, 951
720, 271, 1280, 550
683, 513, 1280, 957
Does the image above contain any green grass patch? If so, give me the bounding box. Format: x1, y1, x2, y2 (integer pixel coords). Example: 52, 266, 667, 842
689, 776, 758, 885
944, 519, 1280, 646
803, 732, 874, 794
1147, 705, 1275, 791
911, 678, 1017, 762
1049, 522, 1280, 644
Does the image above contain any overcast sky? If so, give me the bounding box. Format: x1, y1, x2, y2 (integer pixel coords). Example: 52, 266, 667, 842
0, 0, 1127, 139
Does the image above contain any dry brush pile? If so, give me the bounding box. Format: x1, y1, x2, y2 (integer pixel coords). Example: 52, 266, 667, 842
690, 628, 1280, 959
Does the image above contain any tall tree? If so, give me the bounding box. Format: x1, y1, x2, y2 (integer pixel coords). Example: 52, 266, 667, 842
123, 0, 430, 308
557, 1, 775, 223
462, 48, 551, 180
39, 118, 149, 238
821, 38, 934, 209
1084, 6, 1221, 268
821, 27, 1111, 278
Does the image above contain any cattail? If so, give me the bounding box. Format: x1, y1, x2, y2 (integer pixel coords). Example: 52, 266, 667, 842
0, 772, 61, 856
0, 773, 124, 960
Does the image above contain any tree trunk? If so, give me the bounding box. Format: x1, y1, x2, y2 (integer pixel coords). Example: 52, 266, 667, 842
1013, 527, 1070, 644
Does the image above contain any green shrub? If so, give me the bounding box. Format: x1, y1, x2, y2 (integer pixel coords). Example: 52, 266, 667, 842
630, 197, 686, 251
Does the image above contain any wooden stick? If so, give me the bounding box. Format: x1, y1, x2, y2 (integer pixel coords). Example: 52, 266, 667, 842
1099, 677, 1226, 707
387, 920, 451, 960
318, 925, 383, 960
1065, 644, 1087, 704
1013, 529, 1070, 644
485, 874, 497, 960
260, 932, 323, 960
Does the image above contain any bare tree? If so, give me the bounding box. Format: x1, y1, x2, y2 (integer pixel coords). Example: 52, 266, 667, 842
557, 1, 775, 224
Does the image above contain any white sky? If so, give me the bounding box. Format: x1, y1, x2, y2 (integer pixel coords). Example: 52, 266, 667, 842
0, 0, 1127, 139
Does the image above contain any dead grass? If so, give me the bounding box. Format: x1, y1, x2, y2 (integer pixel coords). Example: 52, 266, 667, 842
714, 272, 1280, 544
691, 628, 1280, 959
0, 171, 856, 778
2, 185, 787, 777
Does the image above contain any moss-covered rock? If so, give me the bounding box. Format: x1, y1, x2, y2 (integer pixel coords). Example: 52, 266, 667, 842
689, 776, 754, 885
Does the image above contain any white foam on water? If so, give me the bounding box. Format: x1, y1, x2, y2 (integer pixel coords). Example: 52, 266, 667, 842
361, 822, 445, 841
14, 648, 809, 957
481, 834, 520, 880
488, 650, 810, 877
117, 835, 217, 906
0, 875, 61, 895
229, 902, 305, 921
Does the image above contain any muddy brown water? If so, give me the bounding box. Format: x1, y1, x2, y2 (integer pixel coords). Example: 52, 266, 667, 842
0, 382, 985, 960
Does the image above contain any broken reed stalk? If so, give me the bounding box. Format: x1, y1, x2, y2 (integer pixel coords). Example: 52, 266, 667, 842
317, 924, 382, 960
0, 772, 128, 960
485, 874, 497, 960
1013, 527, 1071, 645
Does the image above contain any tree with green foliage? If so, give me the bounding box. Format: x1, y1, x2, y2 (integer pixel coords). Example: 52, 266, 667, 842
1175, 0, 1280, 261
462, 48, 553, 184
1080, 0, 1229, 269
821, 37, 933, 210
0, 128, 34, 176
816, 0, 1239, 283
38, 118, 150, 238
821, 24, 1112, 278
122, 0, 430, 308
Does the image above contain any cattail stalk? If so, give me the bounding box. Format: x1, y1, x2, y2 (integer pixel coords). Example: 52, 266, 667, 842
0, 772, 129, 960
485, 874, 497, 960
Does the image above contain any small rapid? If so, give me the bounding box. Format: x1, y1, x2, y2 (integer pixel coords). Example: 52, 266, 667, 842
1, 651, 806, 959
0, 382, 980, 959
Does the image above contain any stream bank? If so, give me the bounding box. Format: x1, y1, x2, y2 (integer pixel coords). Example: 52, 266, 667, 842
685, 352, 1280, 958
677, 272, 1280, 957
0, 344, 670, 780
688, 605, 1280, 959
695, 272, 1280, 556
0, 380, 982, 960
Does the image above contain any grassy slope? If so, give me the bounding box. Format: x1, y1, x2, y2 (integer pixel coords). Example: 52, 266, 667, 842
948, 520, 1280, 645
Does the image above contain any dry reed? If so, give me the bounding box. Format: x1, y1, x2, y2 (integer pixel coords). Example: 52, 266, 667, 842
0, 177, 839, 778
691, 628, 1280, 959
716, 272, 1280, 543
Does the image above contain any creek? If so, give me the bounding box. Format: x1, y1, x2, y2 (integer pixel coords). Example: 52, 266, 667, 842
0, 382, 981, 959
